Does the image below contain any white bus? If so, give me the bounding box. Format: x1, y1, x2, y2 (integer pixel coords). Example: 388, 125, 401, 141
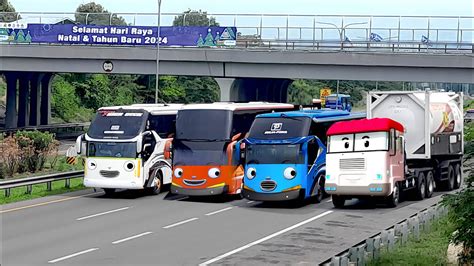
76, 104, 183, 195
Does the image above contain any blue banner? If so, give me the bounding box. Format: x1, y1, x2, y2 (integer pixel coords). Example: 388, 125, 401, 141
0, 24, 237, 47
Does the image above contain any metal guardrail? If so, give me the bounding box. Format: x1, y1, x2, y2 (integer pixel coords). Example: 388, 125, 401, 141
320, 203, 449, 266
0, 170, 84, 197
0, 122, 90, 139
1, 12, 473, 48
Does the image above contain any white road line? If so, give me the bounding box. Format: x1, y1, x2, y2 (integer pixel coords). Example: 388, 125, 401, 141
199, 210, 333, 266
326, 199, 333, 203
163, 218, 199, 229
112, 232, 153, 244
205, 207, 233, 216
76, 207, 130, 221
48, 248, 98, 263
1, 192, 102, 214
246, 201, 255, 204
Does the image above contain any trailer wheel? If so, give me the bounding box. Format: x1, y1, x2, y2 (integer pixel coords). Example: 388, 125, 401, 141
103, 188, 116, 196
414, 172, 426, 200
332, 195, 345, 208
453, 164, 462, 189
386, 182, 400, 207
446, 165, 455, 191
425, 171, 435, 198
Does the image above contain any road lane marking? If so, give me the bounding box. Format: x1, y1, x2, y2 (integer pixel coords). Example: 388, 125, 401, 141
48, 248, 98, 263
246, 201, 255, 204
112, 232, 153, 244
76, 207, 130, 221
205, 207, 233, 216
1, 192, 102, 214
199, 210, 333, 266
163, 218, 199, 229
326, 199, 333, 203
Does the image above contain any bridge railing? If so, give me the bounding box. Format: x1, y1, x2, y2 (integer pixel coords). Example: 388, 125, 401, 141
1, 12, 472, 53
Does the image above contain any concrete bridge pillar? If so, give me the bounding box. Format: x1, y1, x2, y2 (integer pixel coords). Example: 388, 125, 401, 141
5, 72, 18, 129
216, 78, 292, 103
17, 73, 31, 128
29, 73, 42, 126
40, 73, 53, 125
3, 71, 53, 129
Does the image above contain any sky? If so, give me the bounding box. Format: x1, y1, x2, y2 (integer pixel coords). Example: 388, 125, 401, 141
8, 0, 474, 16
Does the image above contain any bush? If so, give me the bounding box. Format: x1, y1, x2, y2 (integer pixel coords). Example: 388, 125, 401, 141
441, 121, 474, 263
0, 136, 21, 177
14, 131, 59, 173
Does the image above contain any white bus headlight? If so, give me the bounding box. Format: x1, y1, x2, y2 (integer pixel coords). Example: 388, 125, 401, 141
283, 167, 297, 179
87, 159, 97, 170
174, 168, 183, 178
208, 168, 220, 178
246, 168, 256, 180
124, 161, 135, 172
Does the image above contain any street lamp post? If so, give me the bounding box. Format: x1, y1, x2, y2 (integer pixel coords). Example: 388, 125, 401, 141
155, 0, 162, 104
316, 21, 368, 49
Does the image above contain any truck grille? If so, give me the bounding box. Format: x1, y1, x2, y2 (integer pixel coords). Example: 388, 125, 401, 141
100, 170, 120, 178
260, 180, 277, 191
340, 158, 366, 170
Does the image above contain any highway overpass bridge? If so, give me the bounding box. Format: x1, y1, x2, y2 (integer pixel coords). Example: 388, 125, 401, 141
1, 44, 473, 129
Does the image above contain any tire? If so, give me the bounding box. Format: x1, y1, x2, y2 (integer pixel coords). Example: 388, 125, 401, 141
386, 182, 400, 208
311, 174, 325, 203
425, 170, 435, 198
453, 164, 462, 189
414, 172, 426, 200
146, 170, 163, 195
446, 165, 455, 191
103, 188, 116, 196
332, 195, 345, 208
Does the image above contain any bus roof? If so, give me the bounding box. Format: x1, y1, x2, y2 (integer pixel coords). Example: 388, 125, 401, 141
327, 118, 404, 136
98, 104, 183, 115
180, 102, 294, 111
256, 109, 366, 123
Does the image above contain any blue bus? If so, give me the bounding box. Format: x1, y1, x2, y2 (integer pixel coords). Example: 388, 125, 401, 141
241, 110, 365, 202
325, 94, 352, 112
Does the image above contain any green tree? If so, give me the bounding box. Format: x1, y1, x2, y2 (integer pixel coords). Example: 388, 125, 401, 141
0, 0, 19, 22
51, 75, 92, 122
75, 2, 127, 25
173, 9, 219, 27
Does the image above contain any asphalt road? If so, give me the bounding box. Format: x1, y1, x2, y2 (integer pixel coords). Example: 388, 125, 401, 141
1, 187, 447, 266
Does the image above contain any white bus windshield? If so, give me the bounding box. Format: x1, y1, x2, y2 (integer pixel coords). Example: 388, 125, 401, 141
87, 142, 136, 158
88, 110, 147, 140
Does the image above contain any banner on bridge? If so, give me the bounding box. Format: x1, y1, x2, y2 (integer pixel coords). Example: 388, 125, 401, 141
0, 23, 237, 47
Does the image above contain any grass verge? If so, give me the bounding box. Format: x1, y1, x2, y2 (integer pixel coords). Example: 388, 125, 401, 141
0, 177, 86, 205
368, 217, 455, 266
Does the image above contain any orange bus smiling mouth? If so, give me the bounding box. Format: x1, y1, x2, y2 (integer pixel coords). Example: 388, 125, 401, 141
183, 179, 207, 186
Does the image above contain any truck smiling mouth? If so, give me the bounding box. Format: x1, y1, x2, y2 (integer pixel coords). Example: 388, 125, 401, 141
183, 179, 207, 186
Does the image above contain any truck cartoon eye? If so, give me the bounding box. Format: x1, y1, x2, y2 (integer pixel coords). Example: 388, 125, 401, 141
363, 136, 370, 148
342, 137, 350, 149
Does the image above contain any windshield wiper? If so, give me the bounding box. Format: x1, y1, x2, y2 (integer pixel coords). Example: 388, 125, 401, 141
280, 113, 302, 121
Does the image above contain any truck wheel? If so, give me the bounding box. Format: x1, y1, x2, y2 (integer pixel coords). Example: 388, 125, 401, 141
446, 165, 455, 191
453, 164, 462, 189
146, 170, 163, 195
386, 182, 400, 207
415, 172, 426, 200
425, 171, 435, 198
332, 195, 345, 208
103, 188, 116, 196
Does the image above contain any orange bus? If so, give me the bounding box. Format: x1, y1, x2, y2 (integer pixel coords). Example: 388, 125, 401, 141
170, 102, 294, 196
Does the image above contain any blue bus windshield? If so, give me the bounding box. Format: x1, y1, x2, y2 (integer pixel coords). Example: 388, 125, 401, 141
245, 144, 304, 164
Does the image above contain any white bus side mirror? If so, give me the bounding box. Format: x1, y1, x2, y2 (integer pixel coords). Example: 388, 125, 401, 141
75, 134, 84, 155
137, 131, 151, 154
